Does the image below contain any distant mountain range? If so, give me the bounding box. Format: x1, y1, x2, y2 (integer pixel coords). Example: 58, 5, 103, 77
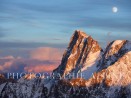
0, 30, 131, 98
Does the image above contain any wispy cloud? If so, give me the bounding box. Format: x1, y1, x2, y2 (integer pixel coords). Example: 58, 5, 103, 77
0, 0, 131, 55
0, 32, 5, 38
0, 27, 7, 38
24, 64, 57, 73
30, 47, 63, 61
0, 41, 67, 49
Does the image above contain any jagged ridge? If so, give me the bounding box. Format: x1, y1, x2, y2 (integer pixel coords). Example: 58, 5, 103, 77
0, 30, 131, 98
53, 30, 102, 79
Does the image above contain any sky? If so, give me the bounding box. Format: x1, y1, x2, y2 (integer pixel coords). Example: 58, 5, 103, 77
0, 0, 131, 73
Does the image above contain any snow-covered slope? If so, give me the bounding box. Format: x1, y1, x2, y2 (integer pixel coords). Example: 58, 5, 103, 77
0, 76, 50, 98
0, 30, 131, 98
86, 51, 131, 87
98, 40, 131, 70
80, 50, 102, 79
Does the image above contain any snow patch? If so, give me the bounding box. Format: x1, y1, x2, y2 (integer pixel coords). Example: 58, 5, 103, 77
80, 51, 102, 79
111, 40, 123, 48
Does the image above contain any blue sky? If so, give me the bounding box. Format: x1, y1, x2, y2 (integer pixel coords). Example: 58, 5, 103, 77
0, 0, 131, 51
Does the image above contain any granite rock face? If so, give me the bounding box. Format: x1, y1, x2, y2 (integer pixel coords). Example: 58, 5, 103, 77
53, 30, 102, 79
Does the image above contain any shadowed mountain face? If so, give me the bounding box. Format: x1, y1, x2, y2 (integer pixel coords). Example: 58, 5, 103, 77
0, 30, 131, 98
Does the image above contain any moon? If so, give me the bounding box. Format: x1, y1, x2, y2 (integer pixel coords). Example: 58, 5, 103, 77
112, 7, 118, 13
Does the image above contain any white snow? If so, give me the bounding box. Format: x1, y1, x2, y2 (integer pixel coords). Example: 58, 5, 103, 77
86, 51, 131, 87
106, 40, 124, 57
79, 51, 102, 79
111, 40, 123, 48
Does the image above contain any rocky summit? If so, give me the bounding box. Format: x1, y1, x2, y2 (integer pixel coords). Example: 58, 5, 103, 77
53, 30, 102, 79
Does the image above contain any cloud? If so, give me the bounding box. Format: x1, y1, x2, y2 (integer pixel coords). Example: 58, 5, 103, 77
23, 59, 60, 73
0, 55, 15, 60
24, 64, 57, 73
58, 16, 131, 32
0, 56, 59, 73
0, 41, 67, 49
13, 0, 87, 15
0, 33, 5, 38
30, 47, 64, 61
1, 0, 131, 49
0, 60, 13, 71
0, 56, 26, 72
52, 38, 62, 41
0, 27, 10, 38
0, 47, 64, 73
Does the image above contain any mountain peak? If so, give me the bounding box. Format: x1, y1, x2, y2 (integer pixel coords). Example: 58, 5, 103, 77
74, 30, 89, 38
98, 39, 131, 70
53, 30, 102, 79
